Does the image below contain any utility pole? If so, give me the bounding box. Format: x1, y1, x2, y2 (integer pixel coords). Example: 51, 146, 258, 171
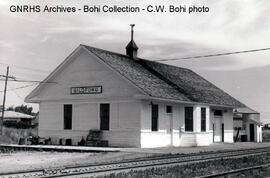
0, 66, 10, 135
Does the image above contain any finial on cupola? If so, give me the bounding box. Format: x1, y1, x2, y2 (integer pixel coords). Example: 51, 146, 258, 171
126, 24, 138, 60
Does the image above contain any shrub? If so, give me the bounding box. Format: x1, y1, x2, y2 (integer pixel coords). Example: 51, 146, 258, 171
3, 121, 37, 129
2, 126, 38, 144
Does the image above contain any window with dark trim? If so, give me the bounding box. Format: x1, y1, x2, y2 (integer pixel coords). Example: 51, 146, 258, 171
151, 104, 158, 131
214, 110, 223, 116
201, 107, 206, 132
166, 105, 172, 114
100, 103, 110, 130
64, 104, 72, 130
185, 107, 193, 132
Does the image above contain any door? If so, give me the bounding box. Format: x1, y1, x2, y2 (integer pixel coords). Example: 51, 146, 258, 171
214, 117, 222, 142
166, 106, 173, 145
250, 124, 255, 142
168, 114, 173, 145
165, 114, 173, 145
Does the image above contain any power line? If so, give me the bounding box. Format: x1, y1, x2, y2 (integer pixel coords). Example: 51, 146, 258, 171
13, 79, 57, 84
0, 75, 16, 80
7, 84, 24, 101
0, 84, 37, 93
0, 78, 57, 84
1, 47, 269, 85
156, 47, 270, 61
0, 62, 50, 73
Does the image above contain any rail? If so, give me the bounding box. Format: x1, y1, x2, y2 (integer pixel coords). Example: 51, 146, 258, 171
1, 146, 270, 178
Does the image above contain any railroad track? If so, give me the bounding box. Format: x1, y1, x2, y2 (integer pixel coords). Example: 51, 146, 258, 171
1, 147, 270, 178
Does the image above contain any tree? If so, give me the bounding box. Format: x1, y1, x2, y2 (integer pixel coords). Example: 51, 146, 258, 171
7, 106, 14, 111
7, 104, 36, 116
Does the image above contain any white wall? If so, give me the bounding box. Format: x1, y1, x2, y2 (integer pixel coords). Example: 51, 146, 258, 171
140, 101, 212, 147
103, 102, 141, 147
245, 114, 261, 142
140, 101, 170, 147
140, 101, 184, 147
209, 107, 234, 143
223, 109, 234, 143
245, 120, 262, 142
39, 101, 141, 147
36, 48, 143, 147
36, 48, 142, 102
33, 47, 237, 148
257, 125, 262, 142
233, 114, 262, 143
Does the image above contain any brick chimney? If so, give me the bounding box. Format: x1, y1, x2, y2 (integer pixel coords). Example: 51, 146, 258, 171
126, 24, 138, 60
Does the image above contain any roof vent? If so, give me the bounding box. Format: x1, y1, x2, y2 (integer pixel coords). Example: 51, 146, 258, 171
126, 24, 138, 60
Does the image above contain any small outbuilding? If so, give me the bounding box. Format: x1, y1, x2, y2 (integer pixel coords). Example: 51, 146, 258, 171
25, 29, 248, 148
0, 110, 35, 125
233, 107, 262, 142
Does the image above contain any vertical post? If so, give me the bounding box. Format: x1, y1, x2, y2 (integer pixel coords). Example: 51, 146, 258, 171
130, 24, 135, 40
0, 66, 9, 135
222, 123, 224, 142
212, 123, 215, 143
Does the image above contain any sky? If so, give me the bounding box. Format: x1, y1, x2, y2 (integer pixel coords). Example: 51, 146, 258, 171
0, 0, 270, 123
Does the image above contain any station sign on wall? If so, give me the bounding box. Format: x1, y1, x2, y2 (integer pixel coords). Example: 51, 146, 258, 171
70, 86, 102, 94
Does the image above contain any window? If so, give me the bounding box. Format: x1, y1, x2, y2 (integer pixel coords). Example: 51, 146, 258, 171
185, 107, 193, 132
151, 104, 158, 131
64, 104, 72, 130
166, 105, 172, 114
100, 103, 110, 130
214, 110, 223, 116
201, 107, 206, 132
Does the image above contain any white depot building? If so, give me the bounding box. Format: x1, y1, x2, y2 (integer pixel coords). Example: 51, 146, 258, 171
25, 29, 258, 148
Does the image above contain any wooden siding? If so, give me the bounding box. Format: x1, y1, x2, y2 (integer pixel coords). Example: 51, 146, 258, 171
39, 102, 63, 130
34, 48, 237, 148
140, 101, 235, 147
37, 49, 142, 101
36, 49, 143, 147
140, 101, 213, 147
209, 108, 234, 143
39, 102, 141, 147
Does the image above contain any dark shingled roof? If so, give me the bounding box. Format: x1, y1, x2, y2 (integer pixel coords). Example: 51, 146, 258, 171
83, 45, 245, 107
126, 40, 138, 50
234, 107, 259, 114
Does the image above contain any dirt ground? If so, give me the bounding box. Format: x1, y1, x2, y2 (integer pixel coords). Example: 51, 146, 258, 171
0, 151, 155, 173
1, 142, 270, 173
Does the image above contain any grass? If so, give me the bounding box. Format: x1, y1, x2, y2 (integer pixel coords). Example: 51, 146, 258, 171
0, 135, 13, 144
0, 126, 38, 144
